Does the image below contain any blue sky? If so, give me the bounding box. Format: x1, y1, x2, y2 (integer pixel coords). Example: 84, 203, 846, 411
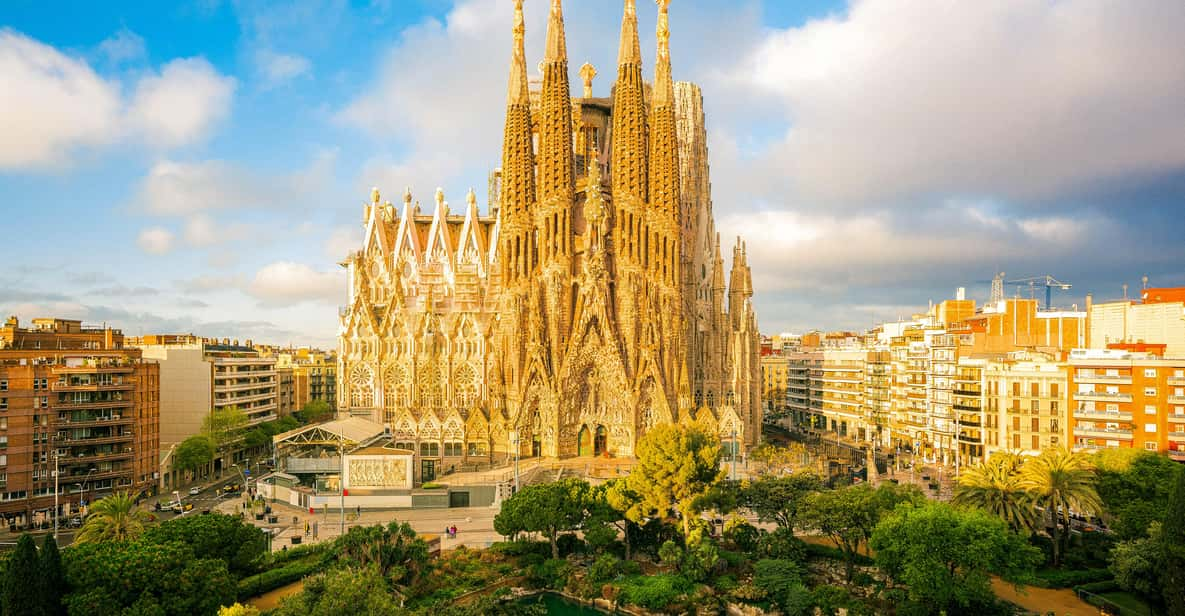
2, 0, 1184, 348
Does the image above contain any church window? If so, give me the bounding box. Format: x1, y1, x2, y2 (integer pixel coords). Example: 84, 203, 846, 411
348, 363, 375, 408
466, 441, 488, 457
444, 442, 463, 457
420, 442, 440, 457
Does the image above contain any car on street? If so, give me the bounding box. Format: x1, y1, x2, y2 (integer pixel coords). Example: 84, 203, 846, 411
188, 487, 202, 496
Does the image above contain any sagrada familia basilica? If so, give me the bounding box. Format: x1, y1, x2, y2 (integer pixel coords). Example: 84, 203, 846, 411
337, 0, 760, 463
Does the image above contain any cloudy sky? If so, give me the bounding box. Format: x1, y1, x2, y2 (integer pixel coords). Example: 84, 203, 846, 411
2, 0, 1183, 347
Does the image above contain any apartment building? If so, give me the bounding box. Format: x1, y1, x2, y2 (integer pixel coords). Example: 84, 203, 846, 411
863, 350, 891, 448
983, 354, 1069, 458
0, 317, 159, 527
784, 351, 819, 430
277, 367, 297, 417
1069, 348, 1185, 461
953, 359, 986, 465
1088, 293, 1185, 357
130, 335, 278, 487
814, 348, 866, 442
275, 349, 338, 411
760, 354, 790, 419
928, 334, 959, 463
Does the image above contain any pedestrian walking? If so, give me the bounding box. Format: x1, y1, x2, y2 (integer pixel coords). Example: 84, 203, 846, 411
304, 521, 310, 536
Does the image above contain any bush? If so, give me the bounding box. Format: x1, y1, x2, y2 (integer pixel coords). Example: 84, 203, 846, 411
488, 540, 551, 559
589, 554, 623, 584
420, 482, 445, 489
528, 558, 571, 590
758, 527, 808, 563
724, 519, 761, 553
1031, 567, 1113, 588
1074, 579, 1122, 594
556, 533, 585, 556
617, 574, 693, 610
237, 558, 328, 600
805, 542, 874, 565
713, 574, 738, 593
266, 542, 333, 566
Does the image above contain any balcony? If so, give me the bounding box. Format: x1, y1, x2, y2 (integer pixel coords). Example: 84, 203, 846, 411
57, 415, 134, 429
54, 364, 134, 374
953, 388, 981, 397
1167, 376, 1185, 386
1167, 414, 1185, 423
63, 450, 134, 463
1073, 427, 1134, 440
1170, 450, 1185, 462
53, 398, 133, 411
1168, 395, 1185, 404
1075, 374, 1132, 385
59, 469, 130, 483
1168, 432, 1185, 443
61, 433, 134, 446
1073, 409, 1133, 422
52, 381, 134, 393
1073, 391, 1132, 403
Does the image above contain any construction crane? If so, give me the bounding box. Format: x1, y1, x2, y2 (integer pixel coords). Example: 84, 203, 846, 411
1006, 275, 1072, 310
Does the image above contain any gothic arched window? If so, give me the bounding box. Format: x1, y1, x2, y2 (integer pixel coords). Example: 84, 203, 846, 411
349, 363, 375, 408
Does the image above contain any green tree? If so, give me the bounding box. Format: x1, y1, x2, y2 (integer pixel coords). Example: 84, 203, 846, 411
272, 566, 401, 616
75, 491, 150, 544
4, 534, 43, 616
40, 534, 66, 616
1019, 447, 1102, 567
742, 472, 824, 531
174, 435, 216, 478
952, 452, 1037, 532
870, 502, 1041, 614
586, 479, 638, 558
1110, 522, 1164, 612
63, 540, 235, 616
335, 521, 429, 586
218, 604, 262, 616
141, 512, 266, 575
1161, 466, 1185, 615
203, 405, 249, 447
296, 399, 333, 424
493, 478, 590, 559
752, 559, 811, 616
623, 424, 723, 535
1094, 450, 1181, 539
800, 482, 923, 580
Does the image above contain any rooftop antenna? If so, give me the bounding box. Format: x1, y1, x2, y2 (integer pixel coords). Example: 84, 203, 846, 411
1122, 283, 1129, 300
1142, 275, 1149, 290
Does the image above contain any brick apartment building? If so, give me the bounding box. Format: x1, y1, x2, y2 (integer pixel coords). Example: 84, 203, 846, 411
0, 317, 159, 528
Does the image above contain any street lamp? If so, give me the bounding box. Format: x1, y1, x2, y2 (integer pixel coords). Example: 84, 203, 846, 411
78, 467, 97, 514
52, 451, 59, 540
508, 430, 520, 493
729, 428, 737, 481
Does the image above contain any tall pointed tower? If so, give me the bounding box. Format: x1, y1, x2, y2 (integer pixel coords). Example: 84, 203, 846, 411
611, 0, 650, 374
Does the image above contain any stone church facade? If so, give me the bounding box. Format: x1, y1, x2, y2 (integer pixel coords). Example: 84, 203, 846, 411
337, 0, 760, 469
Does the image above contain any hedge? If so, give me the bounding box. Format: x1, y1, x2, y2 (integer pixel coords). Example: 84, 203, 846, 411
804, 543, 875, 566
237, 558, 329, 600
1074, 579, 1122, 595
1031, 567, 1113, 588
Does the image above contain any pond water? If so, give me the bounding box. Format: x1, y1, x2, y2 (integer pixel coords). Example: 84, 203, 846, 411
515, 592, 612, 615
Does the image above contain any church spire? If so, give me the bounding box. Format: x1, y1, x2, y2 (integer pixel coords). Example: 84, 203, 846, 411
500, 0, 537, 283
611, 0, 649, 267
649, 0, 680, 285
545, 0, 567, 62
537, 0, 575, 207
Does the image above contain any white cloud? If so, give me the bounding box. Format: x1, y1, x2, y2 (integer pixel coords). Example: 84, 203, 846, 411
127, 57, 236, 148
255, 49, 311, 88
130, 152, 335, 216
324, 225, 363, 260
98, 27, 146, 64
247, 262, 344, 306
136, 227, 175, 255
733, 0, 1185, 205
0, 30, 122, 168
0, 29, 236, 169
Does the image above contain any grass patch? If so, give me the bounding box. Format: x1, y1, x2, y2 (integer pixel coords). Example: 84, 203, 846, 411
1097, 592, 1152, 616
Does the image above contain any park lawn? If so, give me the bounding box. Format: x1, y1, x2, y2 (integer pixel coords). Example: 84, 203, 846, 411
1097, 591, 1152, 616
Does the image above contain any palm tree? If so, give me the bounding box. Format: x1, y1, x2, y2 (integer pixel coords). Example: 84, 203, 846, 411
953, 452, 1037, 532
1020, 447, 1102, 567
74, 491, 149, 544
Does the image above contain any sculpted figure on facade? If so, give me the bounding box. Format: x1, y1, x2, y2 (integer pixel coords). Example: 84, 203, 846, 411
337, 0, 761, 469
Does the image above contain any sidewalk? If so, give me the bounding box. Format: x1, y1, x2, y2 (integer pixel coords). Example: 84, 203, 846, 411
215, 497, 504, 552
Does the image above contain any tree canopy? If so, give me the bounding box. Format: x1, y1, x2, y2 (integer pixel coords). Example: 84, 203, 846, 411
203, 405, 249, 447
1160, 466, 1185, 615
335, 521, 429, 586
75, 491, 150, 544
870, 502, 1041, 614
1093, 450, 1181, 539
623, 424, 724, 535
1019, 448, 1102, 567
741, 472, 824, 531
140, 512, 266, 575
174, 435, 217, 475
41, 534, 67, 616
800, 482, 923, 580
3, 534, 43, 616
952, 452, 1037, 532
296, 399, 334, 424
494, 478, 590, 559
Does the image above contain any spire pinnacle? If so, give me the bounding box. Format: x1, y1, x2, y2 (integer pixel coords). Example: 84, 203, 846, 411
654, 0, 673, 105
507, 0, 529, 104
545, 0, 567, 62
617, 0, 642, 67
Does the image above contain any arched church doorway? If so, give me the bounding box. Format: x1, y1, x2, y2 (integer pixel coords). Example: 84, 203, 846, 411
578, 425, 592, 456
593, 425, 608, 457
